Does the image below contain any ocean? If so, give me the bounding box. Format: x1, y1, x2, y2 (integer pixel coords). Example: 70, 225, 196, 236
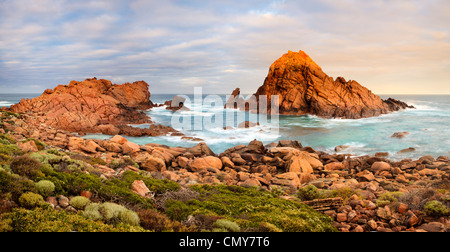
1, 93, 449, 160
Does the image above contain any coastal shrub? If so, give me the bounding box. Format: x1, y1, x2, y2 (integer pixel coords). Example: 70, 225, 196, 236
213, 219, 241, 232
0, 143, 22, 157
376, 191, 403, 207
1, 111, 20, 119
83, 203, 103, 221
38, 167, 154, 209
424, 200, 449, 217
165, 200, 194, 222
165, 184, 337, 232
18, 192, 46, 209
29, 151, 61, 166
137, 208, 187, 232
297, 185, 321, 201
35, 180, 55, 197
83, 202, 140, 226
120, 170, 180, 194
155, 187, 199, 211
0, 153, 13, 166
108, 157, 138, 170
0, 207, 145, 232
69, 153, 106, 166
0, 134, 16, 145
255, 222, 283, 232
0, 170, 36, 201
270, 186, 287, 197
29, 151, 93, 174
322, 187, 359, 202
69, 196, 91, 210
10, 155, 42, 179
398, 188, 441, 211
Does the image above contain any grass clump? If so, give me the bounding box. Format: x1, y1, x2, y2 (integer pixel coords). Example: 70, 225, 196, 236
137, 208, 187, 232
10, 156, 42, 179
0, 134, 16, 145
0, 143, 22, 157
18, 192, 47, 209
69, 196, 91, 210
0, 170, 36, 201
35, 180, 55, 197
213, 219, 241, 232
297, 185, 321, 201
0, 207, 145, 232
83, 202, 140, 226
424, 200, 449, 217
376, 191, 403, 207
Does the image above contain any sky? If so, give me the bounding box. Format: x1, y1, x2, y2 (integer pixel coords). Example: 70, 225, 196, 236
0, 0, 449, 95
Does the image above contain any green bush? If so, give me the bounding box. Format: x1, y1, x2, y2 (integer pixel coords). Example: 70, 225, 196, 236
376, 191, 403, 207
10, 155, 42, 179
83, 202, 140, 226
35, 180, 55, 197
323, 187, 359, 202
84, 203, 103, 221
0, 207, 146, 232
213, 219, 241, 232
0, 170, 36, 201
137, 208, 186, 232
297, 185, 321, 201
69, 196, 91, 210
18, 192, 46, 209
256, 222, 283, 232
0, 143, 22, 157
424, 200, 449, 217
0, 134, 17, 145
38, 167, 154, 208
165, 184, 336, 232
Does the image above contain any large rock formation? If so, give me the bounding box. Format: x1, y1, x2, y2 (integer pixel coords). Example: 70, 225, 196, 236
226, 50, 413, 119
8, 77, 175, 136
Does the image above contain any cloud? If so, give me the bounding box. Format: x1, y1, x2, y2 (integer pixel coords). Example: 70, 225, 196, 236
0, 0, 449, 95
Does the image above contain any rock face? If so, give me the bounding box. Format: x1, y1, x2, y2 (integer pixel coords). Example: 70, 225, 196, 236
8, 78, 175, 136
226, 50, 413, 119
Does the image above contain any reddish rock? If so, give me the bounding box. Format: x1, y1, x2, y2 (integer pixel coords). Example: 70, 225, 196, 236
131, 180, 153, 198
7, 78, 176, 137
371, 161, 391, 171
189, 156, 223, 172
80, 190, 93, 199
226, 50, 412, 118
17, 140, 38, 152
324, 162, 345, 171
336, 213, 348, 222
391, 132, 409, 138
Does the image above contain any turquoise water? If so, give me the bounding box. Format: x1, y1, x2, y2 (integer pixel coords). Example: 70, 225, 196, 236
1, 92, 449, 160
132, 94, 450, 160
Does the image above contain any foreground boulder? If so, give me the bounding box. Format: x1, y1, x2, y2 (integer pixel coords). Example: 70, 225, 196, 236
226, 50, 413, 119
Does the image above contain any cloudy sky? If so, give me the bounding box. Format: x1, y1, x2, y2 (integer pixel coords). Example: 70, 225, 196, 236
0, 0, 449, 94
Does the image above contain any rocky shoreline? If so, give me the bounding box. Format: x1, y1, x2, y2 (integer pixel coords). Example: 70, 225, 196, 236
0, 110, 448, 232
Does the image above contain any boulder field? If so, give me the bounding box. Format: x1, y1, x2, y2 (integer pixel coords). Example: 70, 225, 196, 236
1, 110, 449, 232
